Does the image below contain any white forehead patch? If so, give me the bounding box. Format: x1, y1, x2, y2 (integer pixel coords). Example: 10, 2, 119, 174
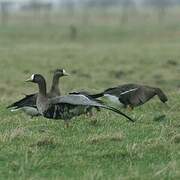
31, 74, 35, 80
63, 69, 66, 74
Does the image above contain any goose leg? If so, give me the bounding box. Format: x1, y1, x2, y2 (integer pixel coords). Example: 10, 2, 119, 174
87, 108, 94, 117
87, 108, 98, 125
64, 120, 70, 128
96, 107, 101, 112
127, 105, 133, 111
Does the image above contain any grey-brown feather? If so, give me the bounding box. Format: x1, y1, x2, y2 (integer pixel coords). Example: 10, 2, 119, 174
90, 84, 168, 108
7, 69, 67, 117
44, 94, 134, 122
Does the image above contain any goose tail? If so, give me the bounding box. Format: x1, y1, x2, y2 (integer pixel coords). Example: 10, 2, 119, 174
10, 108, 20, 112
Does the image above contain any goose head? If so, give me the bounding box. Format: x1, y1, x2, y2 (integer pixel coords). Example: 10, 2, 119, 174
25, 74, 45, 84
52, 69, 70, 78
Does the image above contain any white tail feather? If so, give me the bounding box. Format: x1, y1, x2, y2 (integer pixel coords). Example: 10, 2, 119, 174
10, 109, 20, 112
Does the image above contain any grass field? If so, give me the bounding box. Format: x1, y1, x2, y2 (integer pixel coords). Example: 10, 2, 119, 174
0, 11, 180, 179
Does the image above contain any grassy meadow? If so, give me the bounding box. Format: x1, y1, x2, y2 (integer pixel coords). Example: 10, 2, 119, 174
0, 10, 180, 179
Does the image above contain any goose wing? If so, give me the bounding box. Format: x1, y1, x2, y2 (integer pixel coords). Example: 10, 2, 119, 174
50, 94, 134, 122
119, 87, 152, 105
7, 93, 37, 109
50, 94, 104, 106
69, 91, 104, 104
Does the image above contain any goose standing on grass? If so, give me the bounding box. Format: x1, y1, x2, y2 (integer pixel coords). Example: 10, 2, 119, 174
7, 69, 69, 117
26, 74, 134, 127
91, 84, 168, 110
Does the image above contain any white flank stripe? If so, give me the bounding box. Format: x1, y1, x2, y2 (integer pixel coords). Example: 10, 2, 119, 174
120, 88, 138, 95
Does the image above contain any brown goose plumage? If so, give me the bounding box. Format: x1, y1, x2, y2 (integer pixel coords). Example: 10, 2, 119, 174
7, 69, 69, 117
91, 84, 168, 109
25, 74, 134, 125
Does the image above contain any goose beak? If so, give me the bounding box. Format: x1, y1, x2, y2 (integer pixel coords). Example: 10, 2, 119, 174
63, 69, 70, 76
63, 72, 70, 76
25, 74, 34, 82
25, 78, 32, 82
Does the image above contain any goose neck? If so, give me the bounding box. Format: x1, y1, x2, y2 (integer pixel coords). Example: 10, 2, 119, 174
38, 80, 47, 96
50, 75, 60, 94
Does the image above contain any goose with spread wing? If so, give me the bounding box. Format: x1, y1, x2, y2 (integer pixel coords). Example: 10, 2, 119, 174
91, 84, 168, 110
7, 69, 69, 117
25, 74, 134, 126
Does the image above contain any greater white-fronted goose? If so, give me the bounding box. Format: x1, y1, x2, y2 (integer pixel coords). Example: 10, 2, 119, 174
91, 84, 168, 110
7, 69, 69, 117
26, 74, 134, 126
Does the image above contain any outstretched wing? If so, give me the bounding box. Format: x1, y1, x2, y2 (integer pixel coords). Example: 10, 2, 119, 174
50, 94, 134, 122
69, 91, 104, 104
50, 94, 102, 106
7, 93, 37, 109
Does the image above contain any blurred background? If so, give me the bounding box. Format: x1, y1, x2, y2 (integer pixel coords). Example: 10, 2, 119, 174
0, 2, 179, 180
0, 0, 180, 25
0, 0, 179, 102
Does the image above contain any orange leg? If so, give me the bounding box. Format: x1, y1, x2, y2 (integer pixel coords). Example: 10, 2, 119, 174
127, 105, 134, 111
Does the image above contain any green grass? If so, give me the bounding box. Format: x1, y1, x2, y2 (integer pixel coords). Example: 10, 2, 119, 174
0, 12, 180, 179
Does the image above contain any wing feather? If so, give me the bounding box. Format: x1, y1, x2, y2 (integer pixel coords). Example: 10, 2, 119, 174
50, 95, 134, 122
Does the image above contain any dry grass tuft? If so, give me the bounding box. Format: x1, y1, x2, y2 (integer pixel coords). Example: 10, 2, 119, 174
31, 137, 57, 147
0, 127, 25, 143
87, 132, 124, 144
